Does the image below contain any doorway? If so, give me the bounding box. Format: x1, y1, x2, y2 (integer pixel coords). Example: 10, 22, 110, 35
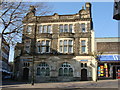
113, 66, 116, 79
81, 69, 87, 81
23, 68, 29, 80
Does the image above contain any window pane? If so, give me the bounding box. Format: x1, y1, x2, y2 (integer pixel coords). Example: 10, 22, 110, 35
64, 40, 67, 45
41, 47, 46, 52
41, 41, 45, 46
39, 25, 42, 33
68, 46, 73, 53
81, 63, 83, 67
63, 46, 67, 53
48, 25, 51, 33
37, 68, 40, 75
41, 68, 45, 76
81, 40, 86, 46
81, 23, 85, 32
46, 68, 50, 76
85, 63, 87, 67
27, 26, 32, 33
64, 68, 68, 76
59, 25, 63, 33
68, 40, 73, 45
64, 24, 68, 32
60, 40, 62, 46
59, 68, 63, 76
46, 46, 50, 52
59, 46, 62, 52
69, 68, 73, 76
81, 46, 86, 53
43, 25, 47, 33
69, 24, 73, 32
38, 46, 41, 52
46, 40, 50, 46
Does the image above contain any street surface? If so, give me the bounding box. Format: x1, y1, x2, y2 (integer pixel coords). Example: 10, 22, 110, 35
0, 79, 119, 89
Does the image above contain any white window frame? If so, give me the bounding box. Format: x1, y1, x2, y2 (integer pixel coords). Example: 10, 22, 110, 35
80, 38, 88, 54
38, 25, 52, 34
59, 24, 74, 33
37, 39, 51, 53
58, 38, 73, 53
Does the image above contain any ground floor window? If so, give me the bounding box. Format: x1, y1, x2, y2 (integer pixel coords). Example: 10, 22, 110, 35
36, 62, 50, 76
59, 62, 73, 76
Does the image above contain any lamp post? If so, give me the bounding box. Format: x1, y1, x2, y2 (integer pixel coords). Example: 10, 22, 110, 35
30, 6, 37, 86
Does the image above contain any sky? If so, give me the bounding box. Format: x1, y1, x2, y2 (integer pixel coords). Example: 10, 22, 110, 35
9, 2, 118, 62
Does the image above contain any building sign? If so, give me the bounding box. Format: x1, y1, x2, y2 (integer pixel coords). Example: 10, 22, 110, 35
21, 59, 32, 62
99, 55, 120, 61
80, 60, 88, 62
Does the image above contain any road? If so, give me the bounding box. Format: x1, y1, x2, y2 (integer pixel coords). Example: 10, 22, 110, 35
0, 79, 120, 89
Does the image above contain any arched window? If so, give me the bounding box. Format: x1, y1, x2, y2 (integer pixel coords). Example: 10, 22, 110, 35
36, 62, 50, 76
59, 62, 73, 76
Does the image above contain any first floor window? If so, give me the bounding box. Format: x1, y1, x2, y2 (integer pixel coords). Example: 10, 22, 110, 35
59, 39, 73, 53
37, 40, 50, 53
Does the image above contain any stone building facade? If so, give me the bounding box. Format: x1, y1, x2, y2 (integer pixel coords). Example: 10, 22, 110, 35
14, 2, 97, 82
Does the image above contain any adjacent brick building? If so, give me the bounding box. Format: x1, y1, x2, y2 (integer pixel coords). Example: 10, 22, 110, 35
14, 2, 97, 82
95, 37, 120, 79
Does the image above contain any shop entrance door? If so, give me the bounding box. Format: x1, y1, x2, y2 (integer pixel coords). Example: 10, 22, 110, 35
81, 69, 87, 81
23, 68, 29, 80
113, 66, 116, 79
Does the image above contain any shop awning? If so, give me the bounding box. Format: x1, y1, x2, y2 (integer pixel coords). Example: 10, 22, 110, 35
99, 55, 120, 61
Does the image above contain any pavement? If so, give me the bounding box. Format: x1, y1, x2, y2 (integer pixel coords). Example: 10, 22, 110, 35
0, 79, 119, 89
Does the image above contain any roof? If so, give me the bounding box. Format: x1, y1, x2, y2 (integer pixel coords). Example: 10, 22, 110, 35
95, 37, 120, 42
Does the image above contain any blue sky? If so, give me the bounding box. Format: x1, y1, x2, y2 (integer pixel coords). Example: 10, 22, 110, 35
9, 2, 118, 62
50, 2, 118, 37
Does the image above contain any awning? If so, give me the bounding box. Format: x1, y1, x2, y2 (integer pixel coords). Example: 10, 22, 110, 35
99, 55, 120, 61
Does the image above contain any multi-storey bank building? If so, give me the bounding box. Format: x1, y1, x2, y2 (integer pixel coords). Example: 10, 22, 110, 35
14, 2, 97, 82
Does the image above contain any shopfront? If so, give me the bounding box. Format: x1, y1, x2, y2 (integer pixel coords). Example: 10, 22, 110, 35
98, 55, 120, 79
